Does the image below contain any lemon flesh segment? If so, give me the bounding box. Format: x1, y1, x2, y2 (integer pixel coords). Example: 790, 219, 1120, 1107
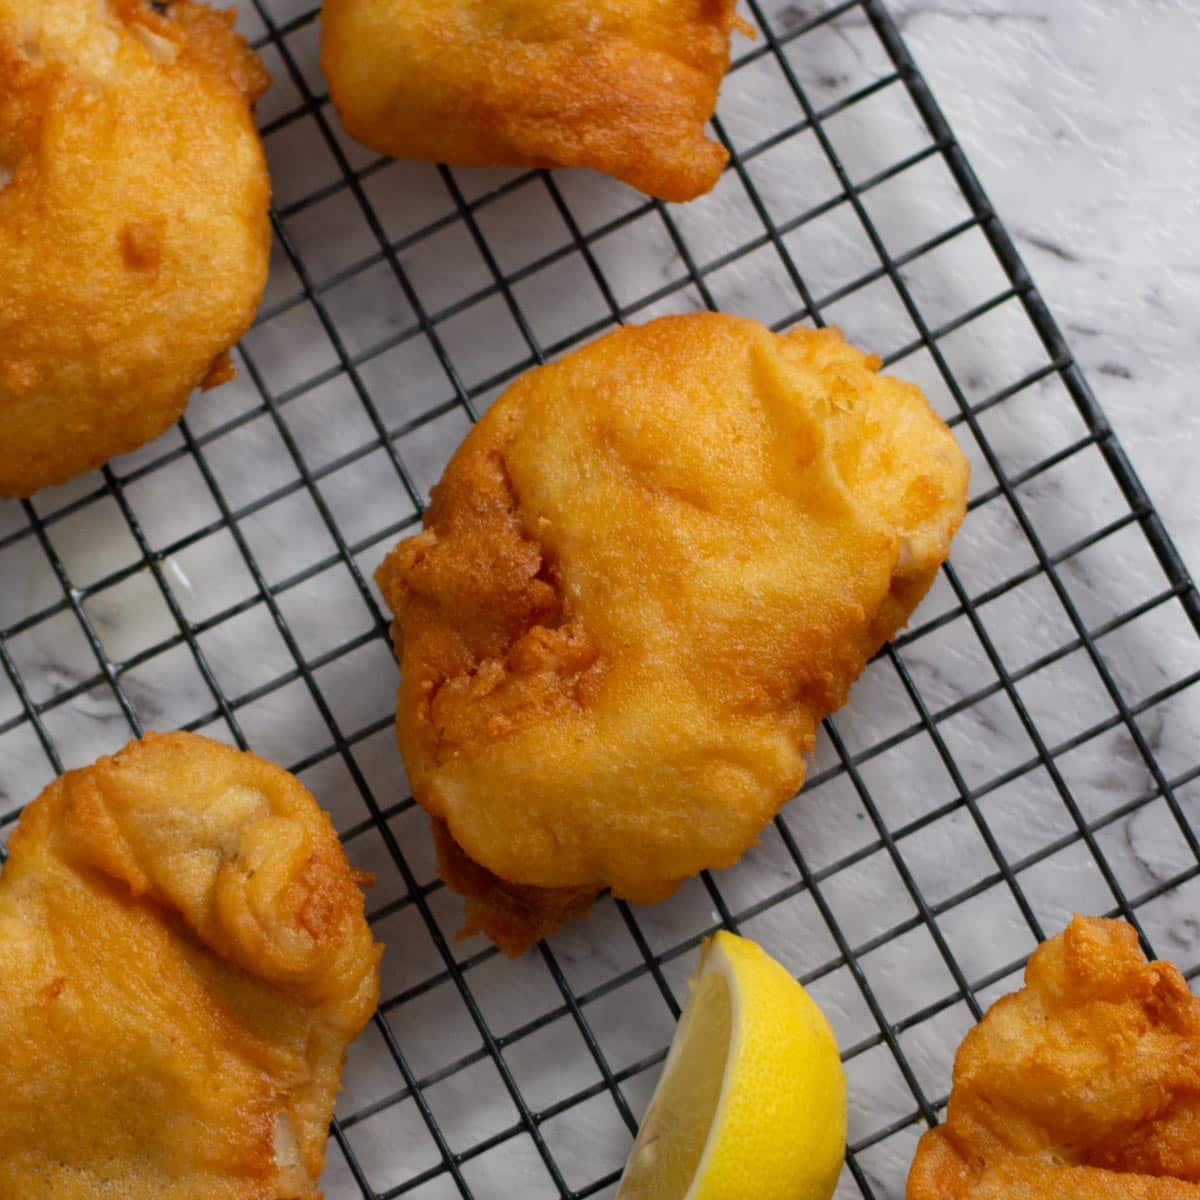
618, 971, 733, 1198
617, 930, 847, 1200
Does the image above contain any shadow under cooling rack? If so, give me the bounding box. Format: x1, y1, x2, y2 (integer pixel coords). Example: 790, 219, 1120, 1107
1, 2, 1198, 1198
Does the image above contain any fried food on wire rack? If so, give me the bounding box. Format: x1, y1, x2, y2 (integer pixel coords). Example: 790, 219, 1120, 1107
908, 915, 1200, 1200
376, 313, 970, 955
321, 0, 751, 202
0, 732, 382, 1200
0, 0, 271, 498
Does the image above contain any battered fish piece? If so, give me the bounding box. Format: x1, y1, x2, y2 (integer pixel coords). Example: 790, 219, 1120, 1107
908, 916, 1200, 1200
377, 313, 969, 954
0, 732, 382, 1200
0, 0, 271, 497
321, 0, 750, 202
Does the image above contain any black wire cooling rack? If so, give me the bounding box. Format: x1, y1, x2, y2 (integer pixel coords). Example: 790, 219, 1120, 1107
2, 1, 1199, 1197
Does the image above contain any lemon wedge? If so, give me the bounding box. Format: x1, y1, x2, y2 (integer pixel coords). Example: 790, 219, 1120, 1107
617, 930, 846, 1200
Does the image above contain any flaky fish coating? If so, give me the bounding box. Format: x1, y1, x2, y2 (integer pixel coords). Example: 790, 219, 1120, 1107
431, 816, 600, 957
377, 313, 969, 953
0, 0, 271, 497
908, 916, 1200, 1200
321, 0, 749, 202
0, 732, 382, 1200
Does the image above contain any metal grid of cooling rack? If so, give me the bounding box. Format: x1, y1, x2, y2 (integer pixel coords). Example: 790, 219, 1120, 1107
2, 1, 1199, 1197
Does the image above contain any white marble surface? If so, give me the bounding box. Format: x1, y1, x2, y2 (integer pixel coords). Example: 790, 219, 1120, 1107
888, 0, 1200, 578
0, 3, 1197, 1199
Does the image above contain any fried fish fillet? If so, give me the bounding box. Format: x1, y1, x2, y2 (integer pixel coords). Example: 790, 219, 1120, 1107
321, 0, 749, 202
377, 313, 969, 954
0, 0, 271, 497
0, 732, 382, 1200
908, 916, 1200, 1200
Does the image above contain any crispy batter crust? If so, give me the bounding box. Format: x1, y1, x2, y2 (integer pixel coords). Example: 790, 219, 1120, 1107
378, 313, 969, 953
0, 732, 382, 1199
321, 0, 748, 202
432, 818, 599, 956
908, 916, 1200, 1200
0, 0, 271, 497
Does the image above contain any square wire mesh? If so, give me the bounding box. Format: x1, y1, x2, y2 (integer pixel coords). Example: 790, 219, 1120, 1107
2, 1, 1200, 1197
